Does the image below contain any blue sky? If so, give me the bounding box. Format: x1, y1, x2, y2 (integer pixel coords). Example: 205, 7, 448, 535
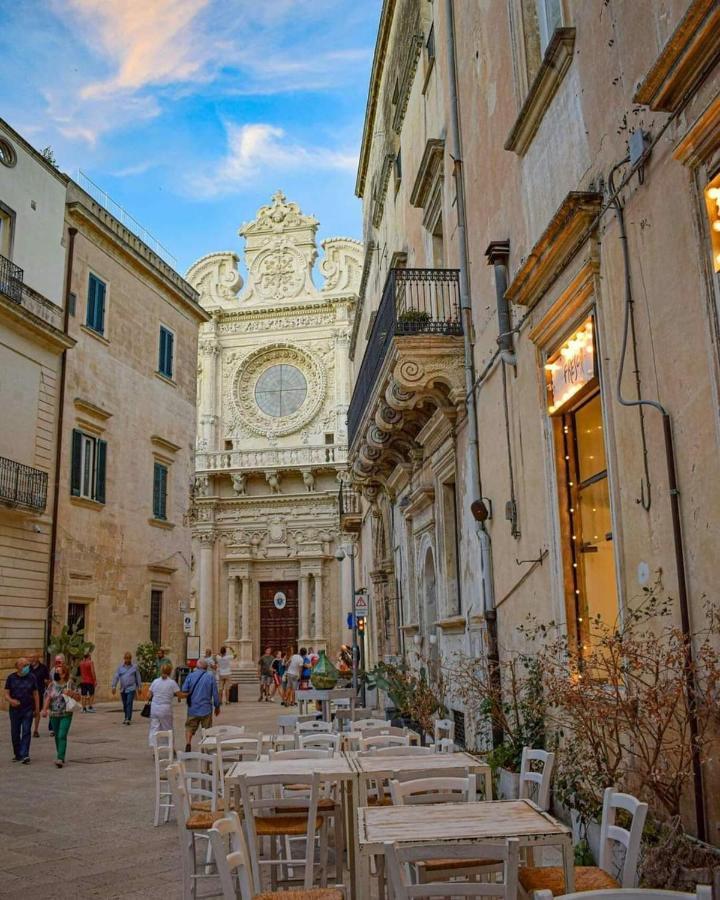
0, 0, 381, 273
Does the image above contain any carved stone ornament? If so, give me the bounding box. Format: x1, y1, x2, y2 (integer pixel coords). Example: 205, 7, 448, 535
185, 252, 243, 310
231, 343, 326, 437
319, 238, 363, 294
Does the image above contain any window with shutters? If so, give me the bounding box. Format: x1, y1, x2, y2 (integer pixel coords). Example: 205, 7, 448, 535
153, 461, 168, 520
150, 590, 163, 645
86, 273, 107, 335
158, 325, 175, 379
70, 429, 107, 503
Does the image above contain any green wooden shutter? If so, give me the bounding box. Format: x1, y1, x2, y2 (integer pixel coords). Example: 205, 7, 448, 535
153, 462, 167, 519
70, 429, 82, 495
86, 276, 97, 329
160, 465, 167, 519
158, 328, 166, 374
95, 439, 107, 504
166, 330, 174, 378
95, 279, 106, 334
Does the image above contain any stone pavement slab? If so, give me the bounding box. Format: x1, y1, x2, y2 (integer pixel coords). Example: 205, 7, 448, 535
0, 685, 283, 899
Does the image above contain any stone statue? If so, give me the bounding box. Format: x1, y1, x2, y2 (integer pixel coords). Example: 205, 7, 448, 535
194, 474, 210, 497
302, 469, 316, 492
231, 473, 246, 495
266, 471, 281, 494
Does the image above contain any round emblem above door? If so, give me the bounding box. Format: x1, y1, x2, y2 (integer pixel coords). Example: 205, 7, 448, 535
273, 591, 287, 610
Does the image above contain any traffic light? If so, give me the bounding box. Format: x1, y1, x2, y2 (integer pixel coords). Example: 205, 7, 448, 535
357, 615, 366, 635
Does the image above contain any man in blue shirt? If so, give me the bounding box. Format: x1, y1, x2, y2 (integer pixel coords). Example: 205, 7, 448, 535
180, 658, 220, 752
4, 657, 40, 763
111, 652, 143, 725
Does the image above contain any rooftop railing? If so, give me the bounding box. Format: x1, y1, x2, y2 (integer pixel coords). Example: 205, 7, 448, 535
347, 267, 462, 446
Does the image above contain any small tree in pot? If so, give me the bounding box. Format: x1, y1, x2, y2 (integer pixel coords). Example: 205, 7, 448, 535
135, 641, 160, 700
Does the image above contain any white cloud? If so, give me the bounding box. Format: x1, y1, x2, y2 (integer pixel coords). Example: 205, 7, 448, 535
192, 122, 357, 196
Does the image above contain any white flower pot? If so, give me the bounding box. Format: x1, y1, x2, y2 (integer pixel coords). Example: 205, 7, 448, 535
498, 767, 520, 800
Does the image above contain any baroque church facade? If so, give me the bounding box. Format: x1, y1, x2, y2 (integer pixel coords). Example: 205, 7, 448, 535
186, 192, 362, 670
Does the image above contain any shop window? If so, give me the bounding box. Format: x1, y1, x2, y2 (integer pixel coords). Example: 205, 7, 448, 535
704, 173, 720, 273
547, 317, 619, 652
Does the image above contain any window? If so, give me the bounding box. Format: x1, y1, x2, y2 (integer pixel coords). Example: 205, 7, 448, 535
153, 461, 168, 520
254, 364, 307, 417
426, 24, 435, 64
0, 205, 13, 258
0, 138, 17, 168
431, 215, 445, 267
394, 148, 402, 191
536, 0, 563, 54
324, 433, 335, 445
158, 325, 174, 379
67, 601, 87, 632
70, 429, 106, 503
704, 174, 720, 273
150, 590, 163, 645
86, 273, 106, 335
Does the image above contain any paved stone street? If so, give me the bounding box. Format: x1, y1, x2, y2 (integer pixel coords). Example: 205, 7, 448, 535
0, 684, 280, 899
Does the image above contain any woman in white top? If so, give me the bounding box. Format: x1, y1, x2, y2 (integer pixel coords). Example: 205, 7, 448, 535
216, 645, 233, 704
147, 663, 180, 747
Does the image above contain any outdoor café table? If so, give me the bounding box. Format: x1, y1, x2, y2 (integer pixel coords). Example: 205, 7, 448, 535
224, 753, 359, 894
350, 749, 493, 804
296, 687, 356, 722
355, 798, 575, 900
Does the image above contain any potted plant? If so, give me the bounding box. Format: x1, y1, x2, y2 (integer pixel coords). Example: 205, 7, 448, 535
48, 623, 95, 680
397, 308, 431, 330
135, 641, 159, 700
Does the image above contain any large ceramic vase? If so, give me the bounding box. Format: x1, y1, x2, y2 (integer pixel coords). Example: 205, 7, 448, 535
310, 650, 339, 690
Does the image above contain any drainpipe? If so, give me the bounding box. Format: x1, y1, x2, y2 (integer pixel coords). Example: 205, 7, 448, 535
46, 225, 77, 660
445, 0, 502, 747
486, 241, 515, 365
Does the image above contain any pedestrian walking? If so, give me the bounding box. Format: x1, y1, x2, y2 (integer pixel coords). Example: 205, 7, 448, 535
111, 652, 142, 724
47, 654, 65, 736
4, 657, 39, 763
28, 653, 49, 737
257, 646, 275, 702
301, 647, 312, 689
41, 661, 80, 768
179, 658, 220, 753
147, 663, 180, 748
216, 646, 233, 704
155, 647, 173, 678
202, 648, 216, 672
285, 647, 305, 707
270, 650, 284, 700
78, 652, 97, 712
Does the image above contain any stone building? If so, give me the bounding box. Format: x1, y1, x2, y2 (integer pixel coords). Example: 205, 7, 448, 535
51, 180, 208, 696
186, 192, 361, 670
0, 120, 73, 674
348, 0, 720, 836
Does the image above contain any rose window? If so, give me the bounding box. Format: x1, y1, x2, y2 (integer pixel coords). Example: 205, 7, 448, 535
254, 364, 307, 417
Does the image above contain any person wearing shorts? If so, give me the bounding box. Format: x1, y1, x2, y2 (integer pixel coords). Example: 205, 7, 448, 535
78, 652, 97, 712
285, 647, 305, 707
180, 659, 220, 752
216, 646, 233, 704
257, 647, 274, 702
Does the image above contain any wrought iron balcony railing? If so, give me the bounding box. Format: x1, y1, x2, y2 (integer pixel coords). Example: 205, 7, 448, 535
347, 267, 462, 446
338, 483, 361, 517
0, 456, 48, 512
0, 252, 23, 303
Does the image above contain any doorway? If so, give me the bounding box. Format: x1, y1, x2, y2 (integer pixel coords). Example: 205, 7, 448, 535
259, 581, 299, 655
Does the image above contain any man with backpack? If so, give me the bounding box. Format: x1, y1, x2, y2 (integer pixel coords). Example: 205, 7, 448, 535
179, 658, 220, 752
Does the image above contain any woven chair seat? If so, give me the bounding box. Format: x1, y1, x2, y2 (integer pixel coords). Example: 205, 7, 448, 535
254, 814, 323, 836
185, 810, 225, 830
274, 798, 337, 813
254, 889, 343, 900
191, 798, 226, 812
519, 865, 619, 895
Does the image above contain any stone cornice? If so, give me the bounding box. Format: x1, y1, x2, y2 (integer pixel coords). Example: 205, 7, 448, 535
356, 0, 397, 198
214, 295, 353, 324
74, 397, 113, 421
505, 192, 602, 308
410, 139, 445, 208
0, 289, 75, 353
65, 190, 209, 324
633, 0, 720, 112
505, 28, 576, 156
151, 434, 182, 454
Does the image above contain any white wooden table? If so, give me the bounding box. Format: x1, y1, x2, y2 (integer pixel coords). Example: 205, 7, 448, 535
225, 754, 359, 894
356, 799, 574, 900
297, 687, 356, 722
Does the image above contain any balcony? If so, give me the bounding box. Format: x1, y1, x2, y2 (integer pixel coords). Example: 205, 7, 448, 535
0, 456, 48, 512
338, 483, 362, 533
347, 268, 465, 484
0, 253, 23, 303
195, 443, 348, 473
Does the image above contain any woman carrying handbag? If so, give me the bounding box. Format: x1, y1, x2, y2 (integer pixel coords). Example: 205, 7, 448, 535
146, 663, 180, 748
42, 661, 81, 768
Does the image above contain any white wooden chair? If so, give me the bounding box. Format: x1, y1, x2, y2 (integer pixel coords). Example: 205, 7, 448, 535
200, 724, 246, 740
167, 762, 223, 900
177, 751, 221, 812
536, 890, 712, 900
153, 730, 175, 826
385, 838, 520, 899
298, 732, 340, 753
390, 774, 477, 806
268, 748, 332, 760
433, 717, 455, 744
519, 747, 555, 811
216, 736, 261, 798
238, 771, 328, 891
519, 788, 649, 897
354, 717, 390, 731
434, 737, 458, 753
359, 733, 411, 751
296, 719, 333, 735
208, 810, 344, 900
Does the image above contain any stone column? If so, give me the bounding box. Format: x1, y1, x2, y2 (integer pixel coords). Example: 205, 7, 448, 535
238, 575, 254, 668
299, 573, 311, 643
313, 566, 325, 650
199, 341, 219, 451
197, 533, 215, 651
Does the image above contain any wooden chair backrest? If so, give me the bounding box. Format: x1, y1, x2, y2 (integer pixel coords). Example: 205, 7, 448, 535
390, 774, 477, 805
208, 811, 255, 900
358, 745, 434, 757
519, 747, 555, 811
296, 719, 333, 734
360, 733, 411, 751
598, 787, 649, 888
269, 748, 332, 759
297, 732, 340, 752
